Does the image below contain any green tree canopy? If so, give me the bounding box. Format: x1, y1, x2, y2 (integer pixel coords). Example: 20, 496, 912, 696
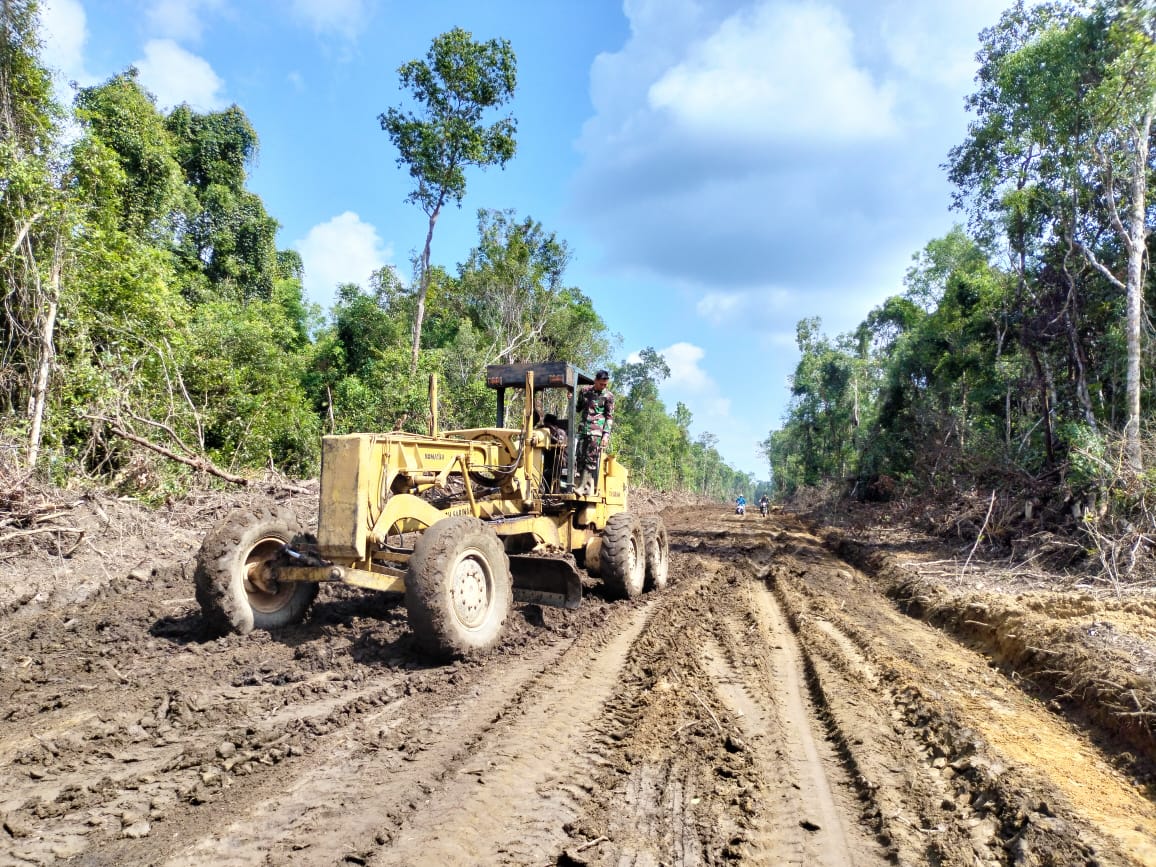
379, 27, 517, 372
947, 0, 1156, 470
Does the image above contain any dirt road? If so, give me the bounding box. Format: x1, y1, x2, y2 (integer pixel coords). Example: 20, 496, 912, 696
2, 504, 1155, 865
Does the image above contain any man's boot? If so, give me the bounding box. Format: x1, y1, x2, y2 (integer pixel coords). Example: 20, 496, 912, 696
575, 470, 592, 495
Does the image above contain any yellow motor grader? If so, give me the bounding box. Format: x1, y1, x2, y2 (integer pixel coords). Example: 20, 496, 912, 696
194, 362, 670, 659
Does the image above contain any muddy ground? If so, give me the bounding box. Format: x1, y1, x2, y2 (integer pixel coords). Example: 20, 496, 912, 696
2, 486, 1155, 866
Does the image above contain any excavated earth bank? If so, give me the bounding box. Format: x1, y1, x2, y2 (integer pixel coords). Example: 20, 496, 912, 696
1, 490, 1155, 865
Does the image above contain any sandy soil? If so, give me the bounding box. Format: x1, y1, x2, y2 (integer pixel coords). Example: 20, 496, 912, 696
2, 490, 1155, 866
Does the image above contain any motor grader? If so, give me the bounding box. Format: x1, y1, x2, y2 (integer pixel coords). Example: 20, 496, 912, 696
194, 361, 670, 659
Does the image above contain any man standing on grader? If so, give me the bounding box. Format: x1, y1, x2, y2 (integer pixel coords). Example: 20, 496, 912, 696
575, 369, 614, 495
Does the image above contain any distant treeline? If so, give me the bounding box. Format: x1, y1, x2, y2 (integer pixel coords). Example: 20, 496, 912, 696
765, 2, 1156, 564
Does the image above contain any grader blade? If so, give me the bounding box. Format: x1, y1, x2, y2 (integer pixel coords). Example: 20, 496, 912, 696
509, 553, 583, 609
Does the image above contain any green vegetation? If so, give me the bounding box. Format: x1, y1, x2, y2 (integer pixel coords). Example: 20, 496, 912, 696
1, 8, 746, 500
379, 27, 518, 374
764, 0, 1156, 574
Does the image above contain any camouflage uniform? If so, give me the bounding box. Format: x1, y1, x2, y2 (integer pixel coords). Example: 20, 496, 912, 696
576, 382, 615, 483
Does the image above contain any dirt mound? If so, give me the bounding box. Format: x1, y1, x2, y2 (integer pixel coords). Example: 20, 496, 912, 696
825, 527, 1156, 781
0, 475, 318, 616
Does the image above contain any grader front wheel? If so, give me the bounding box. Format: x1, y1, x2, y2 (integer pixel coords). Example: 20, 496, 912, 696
194, 506, 318, 635
405, 516, 513, 660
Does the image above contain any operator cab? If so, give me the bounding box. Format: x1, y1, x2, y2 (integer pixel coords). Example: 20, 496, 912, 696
485, 361, 594, 494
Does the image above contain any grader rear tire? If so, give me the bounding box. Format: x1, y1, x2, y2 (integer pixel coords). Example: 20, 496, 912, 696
194, 506, 318, 636
601, 511, 646, 599
641, 515, 670, 591
405, 516, 513, 660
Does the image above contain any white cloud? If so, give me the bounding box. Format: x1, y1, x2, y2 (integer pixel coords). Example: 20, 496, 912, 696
569, 1, 1000, 474
878, 0, 1021, 90
696, 288, 791, 327
571, 0, 990, 306
658, 342, 712, 392
625, 339, 734, 435
39, 0, 93, 87
291, 0, 371, 40
695, 293, 743, 325
146, 0, 225, 42
649, 341, 739, 455
295, 212, 392, 306
134, 39, 226, 110
648, 1, 897, 143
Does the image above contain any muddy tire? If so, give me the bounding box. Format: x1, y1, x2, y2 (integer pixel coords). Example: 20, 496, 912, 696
641, 515, 670, 591
405, 516, 513, 661
601, 511, 646, 599
194, 506, 318, 636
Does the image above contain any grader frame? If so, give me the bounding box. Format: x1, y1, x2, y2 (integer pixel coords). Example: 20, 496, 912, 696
193, 362, 670, 660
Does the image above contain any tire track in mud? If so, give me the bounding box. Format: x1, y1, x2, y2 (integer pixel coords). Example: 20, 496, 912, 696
1, 586, 468, 865
9, 504, 1156, 867
766, 567, 955, 864
711, 579, 868, 866
148, 628, 590, 864
151, 600, 655, 866
763, 514, 1156, 866
157, 675, 430, 867
368, 602, 658, 866
1, 625, 399, 863
550, 556, 742, 867
21, 668, 416, 866
663, 512, 1156, 866
554, 543, 890, 867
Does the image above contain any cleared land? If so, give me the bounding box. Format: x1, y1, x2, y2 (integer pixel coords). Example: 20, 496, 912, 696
2, 496, 1154, 865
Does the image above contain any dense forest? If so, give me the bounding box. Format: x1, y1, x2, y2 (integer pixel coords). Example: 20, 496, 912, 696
765, 1, 1156, 575
1, 2, 753, 501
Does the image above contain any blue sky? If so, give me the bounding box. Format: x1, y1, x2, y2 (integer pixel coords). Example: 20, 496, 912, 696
38, 0, 1012, 477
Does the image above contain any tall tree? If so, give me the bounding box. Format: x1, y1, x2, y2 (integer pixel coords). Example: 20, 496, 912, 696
379, 27, 517, 372
73, 70, 187, 237
455, 209, 608, 368
0, 0, 64, 467
610, 349, 673, 487
948, 0, 1156, 470
166, 104, 279, 302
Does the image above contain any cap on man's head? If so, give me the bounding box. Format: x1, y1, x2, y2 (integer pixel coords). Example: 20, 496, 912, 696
595, 369, 610, 380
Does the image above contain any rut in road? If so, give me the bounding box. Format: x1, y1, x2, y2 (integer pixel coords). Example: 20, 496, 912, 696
553, 541, 889, 867
762, 514, 1156, 866
162, 535, 891, 867
371, 546, 885, 866
369, 598, 655, 865
163, 642, 575, 866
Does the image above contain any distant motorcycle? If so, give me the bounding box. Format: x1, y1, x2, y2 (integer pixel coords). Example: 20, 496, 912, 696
735, 503, 746, 516
759, 501, 769, 517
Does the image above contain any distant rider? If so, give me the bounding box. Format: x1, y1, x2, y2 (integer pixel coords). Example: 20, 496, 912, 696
758, 494, 769, 516
735, 494, 746, 515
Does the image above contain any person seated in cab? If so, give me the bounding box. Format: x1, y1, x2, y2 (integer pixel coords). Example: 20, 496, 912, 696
539, 412, 568, 445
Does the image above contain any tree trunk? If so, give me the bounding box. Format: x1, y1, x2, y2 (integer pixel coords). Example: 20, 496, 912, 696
26, 255, 60, 470
1027, 346, 1056, 467
1122, 106, 1151, 472
1005, 387, 1012, 450
410, 205, 442, 374
1060, 259, 1098, 432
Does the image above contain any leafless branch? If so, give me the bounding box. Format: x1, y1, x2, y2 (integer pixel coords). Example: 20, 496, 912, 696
86, 414, 251, 486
